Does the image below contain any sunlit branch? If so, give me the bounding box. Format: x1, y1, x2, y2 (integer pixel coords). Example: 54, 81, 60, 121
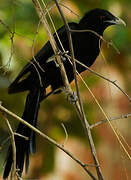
0, 104, 97, 180
90, 113, 131, 129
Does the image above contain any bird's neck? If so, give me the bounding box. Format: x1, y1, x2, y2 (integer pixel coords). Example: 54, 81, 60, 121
78, 23, 104, 36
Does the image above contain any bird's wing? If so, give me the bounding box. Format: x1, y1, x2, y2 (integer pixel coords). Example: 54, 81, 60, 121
8, 22, 78, 94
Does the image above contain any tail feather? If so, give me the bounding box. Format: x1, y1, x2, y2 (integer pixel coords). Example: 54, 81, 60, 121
3, 87, 44, 179
3, 146, 13, 179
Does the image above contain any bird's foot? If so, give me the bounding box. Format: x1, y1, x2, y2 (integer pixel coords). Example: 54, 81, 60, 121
62, 87, 77, 104
67, 92, 78, 104
58, 50, 69, 62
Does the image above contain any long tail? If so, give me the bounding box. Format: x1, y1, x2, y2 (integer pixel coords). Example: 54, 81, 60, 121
3, 87, 44, 178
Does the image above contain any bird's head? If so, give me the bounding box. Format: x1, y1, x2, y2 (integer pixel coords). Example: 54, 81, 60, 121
79, 8, 126, 34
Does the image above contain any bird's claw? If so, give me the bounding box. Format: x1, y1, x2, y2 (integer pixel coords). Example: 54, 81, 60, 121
62, 87, 78, 103
58, 50, 69, 62
67, 92, 78, 104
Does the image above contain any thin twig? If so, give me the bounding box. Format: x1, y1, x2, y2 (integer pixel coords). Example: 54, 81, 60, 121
74, 102, 104, 180
68, 29, 130, 102
0, 18, 12, 34
66, 54, 131, 102
0, 18, 15, 72
77, 72, 131, 160
30, 3, 98, 177
0, 0, 15, 72
70, 29, 120, 53
59, 3, 80, 18
90, 113, 131, 129
0, 133, 28, 153
0, 137, 11, 152
32, 0, 74, 98
61, 123, 68, 147
65, 55, 131, 157
116, 126, 131, 152
12, 0, 15, 33
66, 55, 131, 166
0, 105, 97, 180
14, 133, 29, 140
2, 114, 16, 180
31, 19, 47, 87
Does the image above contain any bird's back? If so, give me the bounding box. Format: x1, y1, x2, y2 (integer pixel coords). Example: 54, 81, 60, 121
8, 22, 101, 94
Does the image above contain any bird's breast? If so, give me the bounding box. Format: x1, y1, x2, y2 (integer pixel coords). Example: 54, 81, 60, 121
72, 32, 101, 67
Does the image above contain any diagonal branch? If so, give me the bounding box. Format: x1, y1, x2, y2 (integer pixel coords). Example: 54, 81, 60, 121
0, 104, 97, 180
1, 113, 16, 179
32, 0, 73, 98
90, 113, 131, 129
66, 54, 131, 102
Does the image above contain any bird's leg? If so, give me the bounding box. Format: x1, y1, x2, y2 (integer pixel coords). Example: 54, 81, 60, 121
46, 51, 69, 67
46, 55, 59, 67
68, 91, 78, 103
58, 50, 69, 62
62, 87, 78, 104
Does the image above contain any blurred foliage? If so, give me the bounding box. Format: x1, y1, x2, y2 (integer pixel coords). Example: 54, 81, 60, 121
0, 0, 131, 179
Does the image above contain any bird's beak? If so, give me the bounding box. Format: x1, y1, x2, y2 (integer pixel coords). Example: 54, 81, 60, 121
104, 17, 126, 27
114, 17, 126, 26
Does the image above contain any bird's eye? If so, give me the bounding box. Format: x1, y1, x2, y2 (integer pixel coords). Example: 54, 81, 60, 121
100, 16, 105, 20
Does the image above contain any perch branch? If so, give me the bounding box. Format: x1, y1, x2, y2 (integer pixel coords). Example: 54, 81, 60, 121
53, 1, 104, 179
0, 104, 97, 180
32, 0, 74, 98
90, 113, 131, 129
1, 114, 16, 179
66, 54, 131, 102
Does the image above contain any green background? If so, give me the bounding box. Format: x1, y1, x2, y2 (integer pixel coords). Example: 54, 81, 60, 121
0, 0, 131, 179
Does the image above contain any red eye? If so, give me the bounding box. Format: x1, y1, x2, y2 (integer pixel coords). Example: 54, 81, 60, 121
100, 16, 105, 20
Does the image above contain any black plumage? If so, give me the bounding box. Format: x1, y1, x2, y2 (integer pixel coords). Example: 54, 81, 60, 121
3, 8, 125, 178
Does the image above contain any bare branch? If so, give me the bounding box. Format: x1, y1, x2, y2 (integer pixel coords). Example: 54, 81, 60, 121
53, 1, 104, 179
73, 102, 104, 180
2, 114, 16, 179
66, 54, 131, 102
14, 133, 29, 141
32, 0, 74, 98
0, 104, 97, 180
76, 70, 131, 160
1, 1, 130, 179
0, 19, 12, 34
0, 137, 10, 152
61, 123, 68, 147
29, 3, 99, 178
70, 29, 120, 54
0, 18, 15, 72
59, 3, 80, 18
90, 113, 131, 129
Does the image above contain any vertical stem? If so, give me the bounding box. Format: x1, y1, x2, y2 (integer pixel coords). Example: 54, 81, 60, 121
2, 115, 16, 180
74, 103, 104, 180
53, 1, 104, 179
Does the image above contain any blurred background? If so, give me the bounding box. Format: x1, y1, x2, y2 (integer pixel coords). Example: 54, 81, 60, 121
0, 0, 131, 179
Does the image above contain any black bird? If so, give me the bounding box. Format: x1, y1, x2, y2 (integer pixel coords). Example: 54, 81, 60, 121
3, 8, 125, 178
